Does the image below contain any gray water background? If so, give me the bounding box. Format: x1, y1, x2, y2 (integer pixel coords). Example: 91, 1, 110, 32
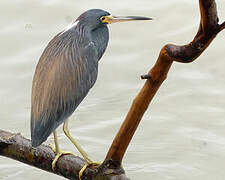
0, 0, 225, 179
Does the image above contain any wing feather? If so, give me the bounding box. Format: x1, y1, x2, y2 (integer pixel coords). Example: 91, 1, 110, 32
31, 30, 98, 147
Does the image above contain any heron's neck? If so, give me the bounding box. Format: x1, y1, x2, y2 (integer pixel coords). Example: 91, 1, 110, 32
91, 26, 109, 60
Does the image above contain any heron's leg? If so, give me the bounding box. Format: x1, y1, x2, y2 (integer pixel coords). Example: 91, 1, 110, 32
50, 130, 76, 171
63, 120, 101, 179
63, 119, 94, 163
51, 131, 61, 171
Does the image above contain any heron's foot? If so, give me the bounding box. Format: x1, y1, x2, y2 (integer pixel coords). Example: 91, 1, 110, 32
51, 151, 77, 171
49, 144, 77, 171
79, 161, 101, 180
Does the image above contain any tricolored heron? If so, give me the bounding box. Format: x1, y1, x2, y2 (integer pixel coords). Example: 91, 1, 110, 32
31, 8, 152, 176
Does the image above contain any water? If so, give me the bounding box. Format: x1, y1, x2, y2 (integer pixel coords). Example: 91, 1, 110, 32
0, 0, 225, 179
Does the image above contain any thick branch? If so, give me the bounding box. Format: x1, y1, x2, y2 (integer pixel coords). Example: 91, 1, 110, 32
105, 48, 172, 162
104, 0, 224, 166
0, 129, 128, 180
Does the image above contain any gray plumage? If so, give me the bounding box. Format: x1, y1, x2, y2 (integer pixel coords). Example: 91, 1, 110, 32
31, 9, 110, 147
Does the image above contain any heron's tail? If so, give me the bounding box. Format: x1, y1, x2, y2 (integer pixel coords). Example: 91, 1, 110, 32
31, 115, 56, 147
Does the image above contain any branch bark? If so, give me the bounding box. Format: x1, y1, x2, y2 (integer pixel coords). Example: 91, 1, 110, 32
0, 0, 224, 179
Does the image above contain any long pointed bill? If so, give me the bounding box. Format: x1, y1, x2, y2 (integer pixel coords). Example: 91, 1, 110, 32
102, 15, 152, 24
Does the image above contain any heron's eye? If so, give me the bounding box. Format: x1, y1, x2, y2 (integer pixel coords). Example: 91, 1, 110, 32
101, 16, 110, 24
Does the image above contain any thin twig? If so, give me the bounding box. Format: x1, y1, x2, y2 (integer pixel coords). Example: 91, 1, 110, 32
220, 21, 225, 31
141, 74, 151, 79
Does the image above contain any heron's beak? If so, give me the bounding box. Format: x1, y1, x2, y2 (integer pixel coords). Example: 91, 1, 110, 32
101, 15, 152, 24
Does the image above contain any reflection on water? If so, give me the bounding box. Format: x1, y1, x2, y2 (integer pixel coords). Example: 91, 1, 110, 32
0, 0, 225, 179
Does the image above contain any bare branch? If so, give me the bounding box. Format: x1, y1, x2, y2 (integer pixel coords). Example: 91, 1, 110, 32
166, 0, 221, 63
0, 129, 128, 180
104, 0, 224, 165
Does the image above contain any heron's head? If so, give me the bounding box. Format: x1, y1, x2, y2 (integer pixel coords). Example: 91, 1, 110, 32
76, 9, 152, 30
76, 9, 110, 30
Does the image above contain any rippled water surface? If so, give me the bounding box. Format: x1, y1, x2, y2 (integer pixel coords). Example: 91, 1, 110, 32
0, 0, 225, 179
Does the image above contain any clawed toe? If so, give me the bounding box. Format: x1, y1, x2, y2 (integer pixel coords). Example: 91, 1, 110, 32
79, 161, 101, 180
49, 143, 77, 171
52, 151, 77, 171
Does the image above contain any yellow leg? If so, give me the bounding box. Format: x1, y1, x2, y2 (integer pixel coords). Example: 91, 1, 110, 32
53, 130, 60, 153
63, 120, 101, 179
50, 130, 76, 171
63, 119, 93, 163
